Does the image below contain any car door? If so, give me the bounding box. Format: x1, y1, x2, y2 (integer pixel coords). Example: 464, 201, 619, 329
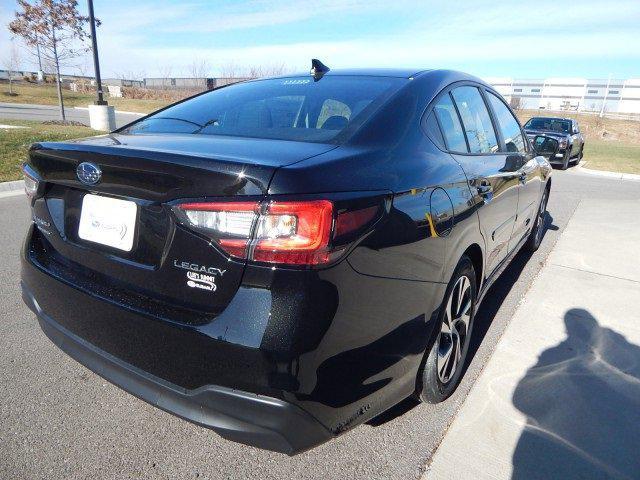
485, 90, 542, 247
433, 85, 519, 276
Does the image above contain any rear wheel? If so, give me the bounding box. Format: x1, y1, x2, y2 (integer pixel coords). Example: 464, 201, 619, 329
525, 185, 549, 252
417, 256, 476, 403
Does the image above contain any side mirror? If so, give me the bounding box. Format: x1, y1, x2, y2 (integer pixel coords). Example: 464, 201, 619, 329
532, 135, 559, 159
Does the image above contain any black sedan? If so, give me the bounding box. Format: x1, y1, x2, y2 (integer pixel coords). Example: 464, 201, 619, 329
21, 63, 552, 455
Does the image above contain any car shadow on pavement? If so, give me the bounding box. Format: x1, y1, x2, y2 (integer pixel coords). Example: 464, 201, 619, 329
465, 211, 558, 376
511, 309, 640, 479
369, 211, 558, 427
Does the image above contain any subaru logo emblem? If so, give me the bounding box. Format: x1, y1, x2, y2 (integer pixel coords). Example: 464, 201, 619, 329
76, 162, 102, 185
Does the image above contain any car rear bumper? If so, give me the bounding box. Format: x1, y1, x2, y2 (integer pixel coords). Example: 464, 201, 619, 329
21, 280, 332, 455
22, 222, 438, 451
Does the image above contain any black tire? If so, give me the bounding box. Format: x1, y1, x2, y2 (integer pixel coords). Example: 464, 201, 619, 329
525, 185, 549, 252
416, 256, 476, 404
578, 145, 584, 161
560, 150, 570, 170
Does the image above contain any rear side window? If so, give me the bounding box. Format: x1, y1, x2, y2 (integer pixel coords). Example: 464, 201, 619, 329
123, 76, 405, 143
486, 92, 526, 153
425, 111, 445, 150
433, 94, 467, 152
451, 87, 499, 154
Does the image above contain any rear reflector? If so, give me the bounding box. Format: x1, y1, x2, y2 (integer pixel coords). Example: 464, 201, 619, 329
175, 199, 379, 266
335, 205, 378, 238
22, 164, 40, 199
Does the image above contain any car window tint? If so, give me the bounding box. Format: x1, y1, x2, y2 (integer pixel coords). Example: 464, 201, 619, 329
318, 99, 351, 129
124, 76, 405, 143
433, 94, 467, 152
451, 87, 499, 154
267, 96, 305, 127
425, 111, 446, 149
487, 92, 526, 153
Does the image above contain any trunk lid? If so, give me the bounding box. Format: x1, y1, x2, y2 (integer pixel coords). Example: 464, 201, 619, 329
28, 133, 336, 319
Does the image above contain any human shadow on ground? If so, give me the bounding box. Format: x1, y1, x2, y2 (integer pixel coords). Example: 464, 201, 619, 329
511, 308, 640, 479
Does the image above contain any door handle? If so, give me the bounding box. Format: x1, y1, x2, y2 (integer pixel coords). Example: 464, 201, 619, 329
476, 184, 493, 196
518, 171, 527, 184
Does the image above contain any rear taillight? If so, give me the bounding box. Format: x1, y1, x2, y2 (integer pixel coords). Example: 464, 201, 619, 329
174, 199, 380, 266
22, 164, 40, 199
252, 200, 333, 265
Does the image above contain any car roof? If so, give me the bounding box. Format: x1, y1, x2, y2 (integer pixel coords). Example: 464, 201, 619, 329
271, 68, 431, 79
529, 116, 573, 122
265, 68, 491, 88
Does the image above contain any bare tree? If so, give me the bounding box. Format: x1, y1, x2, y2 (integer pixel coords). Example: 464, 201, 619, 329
220, 62, 240, 79
9, 0, 98, 121
220, 62, 289, 80
3, 40, 22, 96
247, 63, 288, 78
157, 65, 173, 90
188, 58, 210, 79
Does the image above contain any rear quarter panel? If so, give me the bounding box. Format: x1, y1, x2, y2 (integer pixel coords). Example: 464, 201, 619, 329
261, 74, 486, 429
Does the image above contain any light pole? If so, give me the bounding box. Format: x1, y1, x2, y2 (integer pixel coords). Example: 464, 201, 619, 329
600, 74, 612, 118
87, 0, 106, 105
86, 0, 115, 130
36, 40, 44, 82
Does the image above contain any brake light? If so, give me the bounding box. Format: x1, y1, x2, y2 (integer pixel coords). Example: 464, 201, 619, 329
252, 201, 333, 265
174, 199, 380, 266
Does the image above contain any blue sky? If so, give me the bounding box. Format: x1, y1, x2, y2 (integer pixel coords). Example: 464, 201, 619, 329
2, 0, 640, 79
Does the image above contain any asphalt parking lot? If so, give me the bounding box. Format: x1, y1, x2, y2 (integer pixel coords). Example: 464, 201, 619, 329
1, 168, 639, 480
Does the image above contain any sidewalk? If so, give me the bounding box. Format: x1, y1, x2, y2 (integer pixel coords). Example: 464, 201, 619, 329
425, 198, 640, 480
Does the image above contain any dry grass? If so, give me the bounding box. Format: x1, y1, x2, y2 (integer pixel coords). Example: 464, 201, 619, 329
1, 83, 172, 114
581, 140, 640, 174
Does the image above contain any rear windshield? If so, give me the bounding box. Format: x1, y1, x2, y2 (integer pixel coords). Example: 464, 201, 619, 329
122, 76, 406, 143
524, 117, 570, 133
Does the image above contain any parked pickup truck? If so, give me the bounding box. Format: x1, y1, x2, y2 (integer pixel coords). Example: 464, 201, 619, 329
523, 117, 584, 169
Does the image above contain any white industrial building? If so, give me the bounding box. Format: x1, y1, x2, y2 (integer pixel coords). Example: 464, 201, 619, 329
486, 77, 640, 115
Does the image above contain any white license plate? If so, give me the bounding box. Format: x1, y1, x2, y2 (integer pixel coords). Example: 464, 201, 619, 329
78, 194, 137, 251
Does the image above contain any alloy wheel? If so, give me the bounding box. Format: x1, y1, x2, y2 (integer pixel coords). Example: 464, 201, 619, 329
437, 275, 472, 384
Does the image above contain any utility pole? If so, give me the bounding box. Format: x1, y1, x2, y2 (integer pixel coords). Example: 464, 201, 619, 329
86, 0, 115, 130
87, 0, 106, 105
36, 40, 44, 82
600, 74, 612, 118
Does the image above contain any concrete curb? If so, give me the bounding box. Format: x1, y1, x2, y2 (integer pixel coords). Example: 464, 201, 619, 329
0, 180, 24, 192
576, 164, 640, 181
73, 106, 145, 116
0, 180, 25, 198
